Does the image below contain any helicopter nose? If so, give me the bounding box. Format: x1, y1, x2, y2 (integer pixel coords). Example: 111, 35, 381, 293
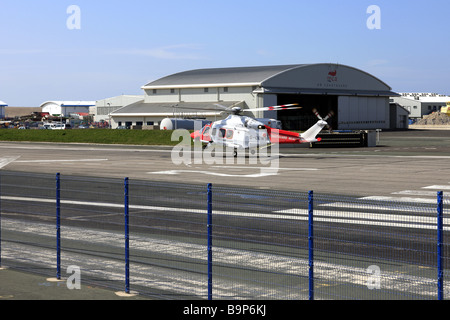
190, 131, 196, 139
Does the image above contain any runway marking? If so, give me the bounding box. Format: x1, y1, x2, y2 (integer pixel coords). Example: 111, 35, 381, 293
391, 190, 439, 197
147, 169, 279, 178
212, 166, 319, 171
0, 156, 20, 169
2, 195, 448, 230
359, 195, 439, 204
281, 153, 450, 159
4, 142, 450, 159
15, 159, 108, 163
319, 201, 438, 213
148, 166, 319, 178
274, 208, 449, 230
422, 185, 450, 190
1, 218, 444, 299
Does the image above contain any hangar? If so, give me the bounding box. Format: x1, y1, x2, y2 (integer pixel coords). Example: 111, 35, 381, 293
110, 63, 399, 131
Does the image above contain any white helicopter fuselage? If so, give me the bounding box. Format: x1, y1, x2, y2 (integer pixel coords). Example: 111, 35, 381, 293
208, 115, 269, 150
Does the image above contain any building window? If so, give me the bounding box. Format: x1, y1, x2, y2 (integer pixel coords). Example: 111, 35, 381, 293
171, 89, 175, 94
152, 89, 157, 94
204, 88, 209, 93
223, 87, 228, 93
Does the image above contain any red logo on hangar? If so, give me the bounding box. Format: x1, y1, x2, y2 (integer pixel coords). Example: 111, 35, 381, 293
327, 65, 338, 82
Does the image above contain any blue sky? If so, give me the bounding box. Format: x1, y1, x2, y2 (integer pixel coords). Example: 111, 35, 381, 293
1, 0, 449, 106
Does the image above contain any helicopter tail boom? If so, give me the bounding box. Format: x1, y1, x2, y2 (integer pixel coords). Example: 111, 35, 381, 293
299, 120, 328, 143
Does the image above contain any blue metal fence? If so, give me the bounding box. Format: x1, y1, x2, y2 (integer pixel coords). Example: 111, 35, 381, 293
0, 170, 447, 300
308, 190, 314, 301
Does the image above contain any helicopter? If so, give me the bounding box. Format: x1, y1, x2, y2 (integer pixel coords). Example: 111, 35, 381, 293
189, 103, 333, 156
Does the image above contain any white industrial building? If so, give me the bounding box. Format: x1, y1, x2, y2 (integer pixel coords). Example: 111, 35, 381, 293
0, 100, 7, 119
391, 93, 450, 120
109, 63, 402, 130
40, 101, 96, 117
93, 95, 144, 123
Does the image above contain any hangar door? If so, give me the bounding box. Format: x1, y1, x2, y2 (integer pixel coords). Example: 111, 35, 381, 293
276, 94, 338, 131
337, 96, 389, 130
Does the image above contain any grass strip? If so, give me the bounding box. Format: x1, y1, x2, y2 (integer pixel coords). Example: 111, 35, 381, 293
0, 129, 188, 146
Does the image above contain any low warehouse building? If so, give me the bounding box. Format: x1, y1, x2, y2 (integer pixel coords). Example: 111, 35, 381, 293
94, 95, 144, 123
391, 93, 450, 121
0, 101, 7, 119
110, 63, 400, 131
41, 101, 96, 117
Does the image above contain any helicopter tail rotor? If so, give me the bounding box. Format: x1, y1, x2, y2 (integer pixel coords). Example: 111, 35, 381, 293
312, 108, 334, 132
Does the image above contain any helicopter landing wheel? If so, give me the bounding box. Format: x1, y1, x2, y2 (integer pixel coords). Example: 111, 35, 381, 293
233, 149, 238, 157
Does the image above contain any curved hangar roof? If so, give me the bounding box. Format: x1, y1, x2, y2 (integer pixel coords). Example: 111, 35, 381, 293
142, 63, 396, 96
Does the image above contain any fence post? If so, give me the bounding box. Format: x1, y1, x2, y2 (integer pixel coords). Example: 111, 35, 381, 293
56, 173, 61, 280
0, 171, 2, 268
207, 183, 212, 300
437, 191, 443, 300
124, 177, 130, 294
308, 190, 314, 300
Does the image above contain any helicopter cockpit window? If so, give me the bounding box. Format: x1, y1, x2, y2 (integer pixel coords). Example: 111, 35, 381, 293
226, 129, 233, 139
219, 128, 226, 138
202, 126, 211, 137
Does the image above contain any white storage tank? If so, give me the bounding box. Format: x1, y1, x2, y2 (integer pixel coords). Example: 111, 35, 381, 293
160, 118, 211, 130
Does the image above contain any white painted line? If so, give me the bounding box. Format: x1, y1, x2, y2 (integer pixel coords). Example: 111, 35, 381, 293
0, 156, 20, 169
422, 185, 450, 190
0, 143, 173, 153
212, 166, 319, 171
279, 153, 450, 159
2, 195, 448, 230
15, 159, 108, 163
274, 208, 449, 230
147, 169, 279, 178
319, 201, 438, 213
391, 190, 439, 197
359, 196, 439, 204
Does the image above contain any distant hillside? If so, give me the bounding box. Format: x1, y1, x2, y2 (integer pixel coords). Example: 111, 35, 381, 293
5, 107, 41, 118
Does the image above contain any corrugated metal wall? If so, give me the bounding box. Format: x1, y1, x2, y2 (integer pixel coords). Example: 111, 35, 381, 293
338, 96, 389, 130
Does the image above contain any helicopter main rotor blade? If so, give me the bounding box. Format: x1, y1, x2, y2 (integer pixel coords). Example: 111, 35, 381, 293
213, 103, 229, 110
159, 104, 229, 112
243, 103, 301, 112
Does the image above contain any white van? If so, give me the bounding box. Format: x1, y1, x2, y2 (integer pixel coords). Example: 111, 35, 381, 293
43, 123, 71, 130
